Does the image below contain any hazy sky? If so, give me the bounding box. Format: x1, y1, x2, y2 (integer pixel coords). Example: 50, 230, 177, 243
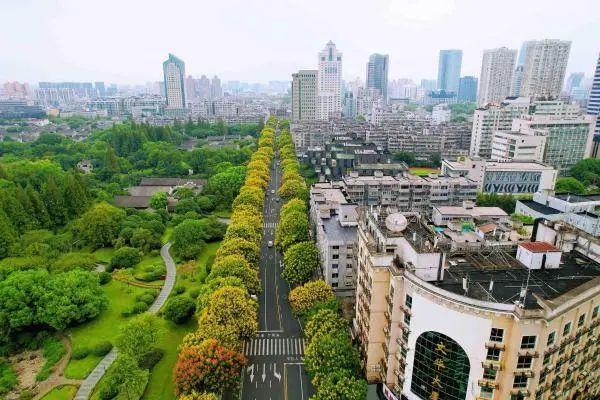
3, 0, 599, 85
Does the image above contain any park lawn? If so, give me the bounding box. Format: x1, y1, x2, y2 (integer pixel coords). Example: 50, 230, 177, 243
142, 241, 220, 400
212, 209, 232, 218
64, 280, 154, 379
41, 384, 78, 400
92, 247, 116, 264
142, 319, 197, 400
409, 167, 441, 177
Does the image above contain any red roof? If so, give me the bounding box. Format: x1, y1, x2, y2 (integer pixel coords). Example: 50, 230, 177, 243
519, 241, 560, 253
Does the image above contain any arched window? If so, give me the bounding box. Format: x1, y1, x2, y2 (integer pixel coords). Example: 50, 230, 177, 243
410, 331, 470, 400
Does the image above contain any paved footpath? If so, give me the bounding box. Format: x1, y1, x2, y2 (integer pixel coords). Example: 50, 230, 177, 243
74, 242, 176, 400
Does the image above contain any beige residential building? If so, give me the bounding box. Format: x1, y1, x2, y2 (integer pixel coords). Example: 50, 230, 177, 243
291, 70, 318, 122
478, 47, 517, 107
520, 40, 571, 99
353, 208, 600, 400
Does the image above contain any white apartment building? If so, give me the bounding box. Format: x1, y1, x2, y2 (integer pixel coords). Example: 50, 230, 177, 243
317, 41, 343, 120
478, 47, 517, 107
442, 157, 557, 194
520, 40, 571, 99
431, 105, 451, 124
491, 128, 547, 162
162, 53, 186, 110
310, 183, 358, 297
470, 97, 531, 159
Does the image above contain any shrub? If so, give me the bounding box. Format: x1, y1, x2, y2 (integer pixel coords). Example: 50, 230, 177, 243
92, 341, 113, 357
36, 336, 67, 381
71, 347, 90, 360
138, 348, 165, 370
98, 384, 118, 400
109, 246, 141, 270
164, 297, 196, 324
136, 293, 156, 305
135, 264, 166, 282
18, 390, 35, 400
132, 302, 149, 314
98, 271, 112, 285
188, 288, 201, 299
174, 285, 186, 295
0, 360, 17, 395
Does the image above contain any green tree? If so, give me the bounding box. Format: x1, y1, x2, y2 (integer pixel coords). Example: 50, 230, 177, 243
42, 269, 107, 330
289, 280, 335, 316
305, 309, 347, 342
76, 202, 126, 248
282, 241, 319, 286
163, 296, 196, 324
109, 246, 141, 270
304, 330, 360, 381
311, 372, 368, 400
392, 151, 417, 166
51, 252, 97, 273
0, 212, 16, 260
555, 177, 586, 194
149, 191, 168, 210
116, 313, 161, 362
215, 238, 260, 268
41, 175, 68, 228
63, 172, 88, 217
26, 185, 51, 229
171, 219, 207, 260
100, 354, 148, 400
275, 211, 309, 251
570, 158, 600, 186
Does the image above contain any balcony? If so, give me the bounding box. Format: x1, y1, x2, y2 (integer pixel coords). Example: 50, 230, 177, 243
518, 349, 539, 358
514, 369, 535, 378
485, 341, 505, 350
384, 310, 391, 323
383, 324, 390, 339
385, 294, 393, 307
510, 389, 530, 397
481, 360, 502, 370
477, 379, 499, 389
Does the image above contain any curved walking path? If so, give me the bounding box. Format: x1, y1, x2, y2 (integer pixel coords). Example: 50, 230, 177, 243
74, 242, 176, 400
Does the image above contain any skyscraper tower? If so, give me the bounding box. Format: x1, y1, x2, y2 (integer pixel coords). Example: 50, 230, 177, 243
477, 47, 517, 106
366, 53, 389, 103
519, 39, 571, 99
317, 41, 343, 120
162, 53, 186, 110
437, 50, 462, 93
587, 52, 600, 156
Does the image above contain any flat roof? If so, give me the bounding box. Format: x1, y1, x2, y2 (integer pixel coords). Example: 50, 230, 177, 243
518, 199, 561, 215
519, 241, 560, 253
437, 251, 600, 309
554, 193, 600, 203
434, 206, 508, 217
321, 216, 357, 242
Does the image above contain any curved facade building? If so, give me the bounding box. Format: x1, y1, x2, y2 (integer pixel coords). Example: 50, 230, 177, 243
353, 209, 600, 400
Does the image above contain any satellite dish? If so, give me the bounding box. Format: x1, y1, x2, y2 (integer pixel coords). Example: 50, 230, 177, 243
385, 213, 408, 232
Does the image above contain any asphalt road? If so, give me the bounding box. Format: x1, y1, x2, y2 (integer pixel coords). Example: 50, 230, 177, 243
240, 155, 314, 400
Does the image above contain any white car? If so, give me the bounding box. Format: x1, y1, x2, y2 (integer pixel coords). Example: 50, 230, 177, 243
268, 241, 274, 247
271, 189, 275, 194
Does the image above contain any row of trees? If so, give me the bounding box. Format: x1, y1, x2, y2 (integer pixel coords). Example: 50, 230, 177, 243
276, 126, 368, 399
172, 117, 278, 398
274, 129, 318, 287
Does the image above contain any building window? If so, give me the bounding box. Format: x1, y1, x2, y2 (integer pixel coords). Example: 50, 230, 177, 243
593, 305, 599, 319
578, 314, 586, 327
517, 356, 533, 369
547, 331, 556, 346
404, 313, 411, 325
410, 331, 470, 400
513, 375, 528, 388
331, 282, 338, 288
489, 328, 504, 342
543, 353, 551, 366
331, 264, 338, 269
405, 294, 413, 309
332, 254, 339, 259
483, 368, 497, 380
332, 273, 338, 278
520, 336, 537, 349
332, 245, 339, 250
479, 387, 493, 399
486, 348, 501, 361
563, 322, 571, 336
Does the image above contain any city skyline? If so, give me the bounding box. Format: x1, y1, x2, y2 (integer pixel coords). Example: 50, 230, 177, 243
2, 0, 599, 84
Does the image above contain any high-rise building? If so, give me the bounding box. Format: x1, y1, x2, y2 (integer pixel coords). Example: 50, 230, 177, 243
419, 79, 437, 91
587, 53, 600, 141
437, 50, 462, 93
317, 41, 343, 120
94, 82, 106, 97
210, 76, 222, 99
470, 97, 531, 159
565, 72, 585, 94
478, 47, 517, 106
196, 75, 211, 100
292, 70, 318, 122
184, 75, 196, 101
353, 208, 600, 400
510, 43, 530, 97
162, 53, 186, 110
519, 39, 571, 98
366, 53, 389, 103
457, 76, 478, 102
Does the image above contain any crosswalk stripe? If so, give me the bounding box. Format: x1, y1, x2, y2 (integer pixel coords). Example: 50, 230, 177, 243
244, 337, 306, 356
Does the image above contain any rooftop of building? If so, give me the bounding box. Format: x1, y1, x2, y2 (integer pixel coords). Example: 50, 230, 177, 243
139, 177, 206, 187
320, 213, 358, 243
517, 199, 562, 215
519, 241, 560, 253
435, 250, 600, 309
434, 205, 508, 217
443, 158, 554, 171
554, 193, 600, 203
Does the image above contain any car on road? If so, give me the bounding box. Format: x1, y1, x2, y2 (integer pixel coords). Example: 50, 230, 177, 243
268, 240, 273, 247
275, 197, 280, 202
271, 189, 275, 194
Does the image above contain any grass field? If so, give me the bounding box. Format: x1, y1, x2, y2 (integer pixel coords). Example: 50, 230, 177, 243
161, 227, 174, 245
64, 280, 154, 379
141, 241, 221, 400
409, 167, 441, 177
41, 384, 78, 400
92, 247, 116, 264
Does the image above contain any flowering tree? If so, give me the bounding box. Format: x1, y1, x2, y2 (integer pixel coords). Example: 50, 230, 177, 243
173, 339, 246, 395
